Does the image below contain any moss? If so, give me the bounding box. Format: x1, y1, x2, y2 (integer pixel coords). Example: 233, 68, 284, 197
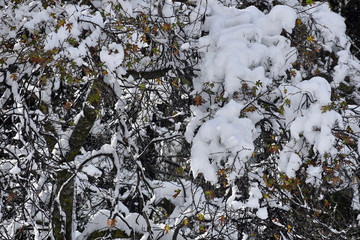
125, 68, 171, 80
331, 189, 353, 227
43, 122, 57, 151
161, 198, 175, 215
66, 105, 97, 162
53, 170, 74, 240
86, 229, 142, 240
338, 82, 354, 95
53, 81, 104, 239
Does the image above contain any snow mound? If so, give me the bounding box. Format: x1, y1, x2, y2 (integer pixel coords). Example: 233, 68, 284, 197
196, 2, 297, 96
191, 100, 254, 183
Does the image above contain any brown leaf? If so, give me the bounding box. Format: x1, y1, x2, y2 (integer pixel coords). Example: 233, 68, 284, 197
194, 95, 202, 106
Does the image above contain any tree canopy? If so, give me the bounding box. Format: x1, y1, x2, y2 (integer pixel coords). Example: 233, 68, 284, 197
1, 0, 360, 239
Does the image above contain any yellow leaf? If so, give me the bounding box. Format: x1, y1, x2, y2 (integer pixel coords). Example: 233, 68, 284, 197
173, 189, 181, 199
243, 106, 256, 112
197, 213, 204, 222
324, 199, 329, 208
164, 225, 170, 234
205, 190, 215, 199
307, 35, 316, 43
10, 73, 17, 81
296, 19, 302, 27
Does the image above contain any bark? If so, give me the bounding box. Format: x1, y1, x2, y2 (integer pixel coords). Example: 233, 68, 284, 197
53, 89, 98, 239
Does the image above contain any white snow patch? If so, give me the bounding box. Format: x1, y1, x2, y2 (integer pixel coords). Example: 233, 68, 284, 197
256, 207, 268, 219
191, 100, 254, 183
82, 165, 102, 178
306, 165, 322, 186
9, 165, 21, 175
100, 43, 124, 71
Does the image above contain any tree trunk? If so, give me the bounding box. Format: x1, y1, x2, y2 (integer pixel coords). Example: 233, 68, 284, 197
53, 102, 97, 239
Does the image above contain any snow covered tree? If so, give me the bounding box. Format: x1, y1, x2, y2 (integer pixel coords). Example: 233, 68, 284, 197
325, 0, 360, 58
1, 0, 360, 239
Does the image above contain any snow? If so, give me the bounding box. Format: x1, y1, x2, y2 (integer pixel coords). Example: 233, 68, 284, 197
76, 210, 113, 240
44, 4, 106, 58
9, 165, 21, 175
311, 3, 347, 48
297, 77, 332, 105
82, 165, 102, 178
1, 0, 359, 239
256, 5, 297, 36
188, 0, 352, 216
185, 105, 208, 142
306, 165, 322, 186
23, 10, 50, 31
352, 180, 360, 210
274, 76, 345, 179
196, 2, 297, 96
100, 43, 125, 72
290, 104, 341, 155
162, 0, 175, 24
180, 42, 190, 50
256, 207, 268, 220
275, 77, 343, 157
190, 0, 302, 185
279, 151, 302, 178
333, 49, 360, 85
191, 100, 254, 183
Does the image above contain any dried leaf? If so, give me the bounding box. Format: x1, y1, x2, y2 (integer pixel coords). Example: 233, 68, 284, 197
194, 95, 202, 106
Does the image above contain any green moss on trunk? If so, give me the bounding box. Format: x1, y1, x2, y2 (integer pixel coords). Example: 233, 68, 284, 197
86, 229, 142, 240
53, 102, 97, 239
53, 170, 74, 240
66, 105, 97, 162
